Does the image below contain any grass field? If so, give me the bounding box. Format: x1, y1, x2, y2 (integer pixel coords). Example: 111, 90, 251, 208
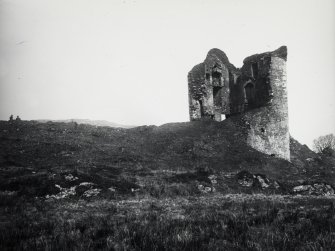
0, 120, 334, 250
1, 192, 334, 250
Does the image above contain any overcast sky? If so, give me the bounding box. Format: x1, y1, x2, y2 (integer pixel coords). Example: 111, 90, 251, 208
0, 0, 334, 148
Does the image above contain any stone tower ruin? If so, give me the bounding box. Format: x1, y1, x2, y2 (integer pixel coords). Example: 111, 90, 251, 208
188, 46, 290, 160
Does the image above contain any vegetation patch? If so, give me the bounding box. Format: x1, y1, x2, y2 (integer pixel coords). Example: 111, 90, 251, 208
0, 120, 334, 249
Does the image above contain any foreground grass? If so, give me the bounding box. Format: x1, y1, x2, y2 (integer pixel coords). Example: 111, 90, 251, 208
1, 194, 334, 250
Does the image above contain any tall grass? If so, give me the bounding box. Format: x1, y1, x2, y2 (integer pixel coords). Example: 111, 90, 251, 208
0, 195, 334, 250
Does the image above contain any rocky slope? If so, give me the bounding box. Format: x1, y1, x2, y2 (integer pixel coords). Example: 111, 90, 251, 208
0, 118, 334, 198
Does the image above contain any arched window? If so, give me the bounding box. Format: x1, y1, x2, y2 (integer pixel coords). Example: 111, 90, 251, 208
244, 82, 255, 106
212, 71, 222, 86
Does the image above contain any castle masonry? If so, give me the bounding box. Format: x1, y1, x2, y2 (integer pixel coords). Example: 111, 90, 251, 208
188, 46, 290, 160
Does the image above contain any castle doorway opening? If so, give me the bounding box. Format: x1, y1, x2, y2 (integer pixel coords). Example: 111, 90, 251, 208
199, 100, 204, 117
213, 86, 222, 107
244, 82, 255, 106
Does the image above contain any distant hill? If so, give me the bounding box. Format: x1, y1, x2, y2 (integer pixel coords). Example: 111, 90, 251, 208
36, 118, 136, 128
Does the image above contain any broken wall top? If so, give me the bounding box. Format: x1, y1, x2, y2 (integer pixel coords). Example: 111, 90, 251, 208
189, 46, 287, 78
204, 48, 239, 74
188, 62, 205, 82
243, 46, 287, 64
188, 48, 240, 84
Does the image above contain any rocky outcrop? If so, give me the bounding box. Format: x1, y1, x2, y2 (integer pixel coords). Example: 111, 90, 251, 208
293, 183, 334, 196
236, 170, 280, 190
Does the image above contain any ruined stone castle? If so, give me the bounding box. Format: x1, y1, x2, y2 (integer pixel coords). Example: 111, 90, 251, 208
188, 46, 289, 160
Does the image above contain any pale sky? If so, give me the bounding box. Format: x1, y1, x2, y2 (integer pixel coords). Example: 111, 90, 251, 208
0, 0, 334, 148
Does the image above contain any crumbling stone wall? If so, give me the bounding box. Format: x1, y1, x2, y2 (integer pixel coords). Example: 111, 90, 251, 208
188, 49, 239, 121
188, 46, 290, 160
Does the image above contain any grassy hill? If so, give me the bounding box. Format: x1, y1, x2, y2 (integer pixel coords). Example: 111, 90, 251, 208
0, 119, 334, 250
36, 118, 136, 128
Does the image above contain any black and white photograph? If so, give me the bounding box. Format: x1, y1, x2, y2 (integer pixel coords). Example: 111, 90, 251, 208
0, 0, 335, 250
